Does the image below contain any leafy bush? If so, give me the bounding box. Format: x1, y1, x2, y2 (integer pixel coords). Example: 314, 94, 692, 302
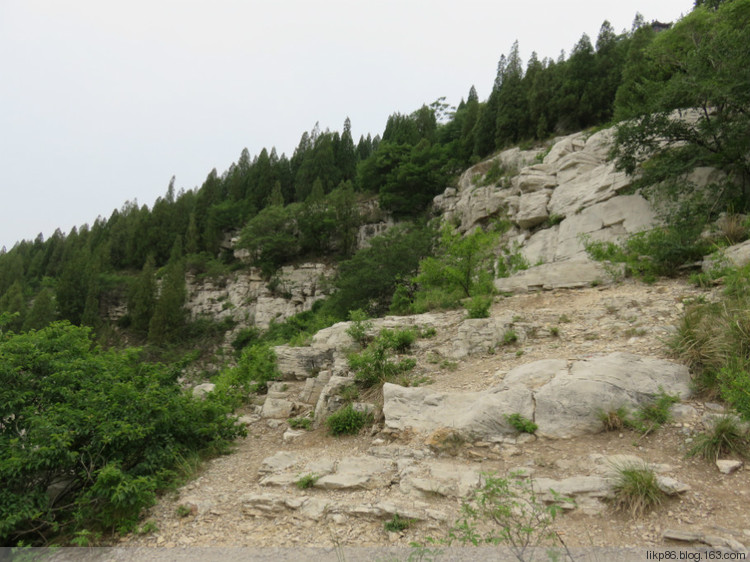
687, 415, 749, 462
348, 329, 417, 388
214, 343, 280, 402
504, 413, 538, 434
231, 326, 260, 352
465, 295, 492, 319
345, 309, 374, 347
410, 224, 498, 313
582, 225, 712, 282
326, 405, 372, 436
0, 322, 243, 546
610, 464, 666, 518
288, 415, 313, 430
447, 471, 572, 559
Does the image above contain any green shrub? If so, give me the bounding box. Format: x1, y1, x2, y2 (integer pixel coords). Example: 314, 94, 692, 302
502, 329, 518, 345
504, 413, 538, 434
583, 225, 712, 281
346, 309, 374, 347
379, 328, 417, 353
214, 343, 280, 402
288, 416, 313, 430
0, 322, 243, 546
610, 464, 666, 518
447, 471, 572, 558
348, 330, 417, 388
231, 326, 260, 352
465, 295, 492, 319
326, 405, 372, 436
688, 415, 749, 462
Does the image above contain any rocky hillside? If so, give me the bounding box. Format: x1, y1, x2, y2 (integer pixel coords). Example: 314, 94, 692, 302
119, 124, 749, 556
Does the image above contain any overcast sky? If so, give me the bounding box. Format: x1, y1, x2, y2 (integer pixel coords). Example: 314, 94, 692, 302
0, 0, 692, 249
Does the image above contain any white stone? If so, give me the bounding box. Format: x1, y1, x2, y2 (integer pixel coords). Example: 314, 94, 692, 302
716, 459, 743, 475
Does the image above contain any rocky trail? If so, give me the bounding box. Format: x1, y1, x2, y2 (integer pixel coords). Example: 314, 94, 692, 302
119, 278, 750, 554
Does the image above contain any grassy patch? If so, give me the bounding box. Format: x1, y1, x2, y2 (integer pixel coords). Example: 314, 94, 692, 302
687, 415, 749, 462
610, 464, 666, 518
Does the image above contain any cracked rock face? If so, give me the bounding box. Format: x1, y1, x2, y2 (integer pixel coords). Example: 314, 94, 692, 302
383, 352, 691, 440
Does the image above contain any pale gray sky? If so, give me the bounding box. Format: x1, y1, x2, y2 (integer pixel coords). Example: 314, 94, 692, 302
0, 0, 692, 249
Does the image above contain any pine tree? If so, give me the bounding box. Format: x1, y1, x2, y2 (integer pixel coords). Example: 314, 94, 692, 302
148, 237, 186, 345
129, 255, 157, 336
22, 288, 55, 331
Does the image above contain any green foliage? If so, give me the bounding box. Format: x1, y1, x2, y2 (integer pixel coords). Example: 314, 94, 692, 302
670, 265, 750, 419
504, 413, 538, 434
688, 415, 749, 462
231, 326, 261, 352
496, 241, 530, 279
348, 329, 417, 388
214, 343, 280, 402
411, 224, 498, 313
295, 473, 319, 489
238, 206, 298, 277
502, 329, 518, 345
610, 464, 666, 518
287, 415, 313, 430
0, 322, 243, 545
612, 1, 750, 218
447, 471, 572, 559
622, 389, 680, 435
582, 225, 712, 282
328, 223, 434, 317
465, 295, 492, 319
384, 513, 415, 533
148, 238, 187, 345
325, 404, 372, 436
345, 309, 374, 347
597, 407, 629, 432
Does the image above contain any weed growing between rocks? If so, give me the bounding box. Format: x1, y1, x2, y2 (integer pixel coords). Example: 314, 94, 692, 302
597, 407, 629, 432
295, 473, 319, 490
442, 471, 574, 561
624, 389, 680, 436
505, 413, 538, 434
383, 514, 415, 533
288, 415, 313, 430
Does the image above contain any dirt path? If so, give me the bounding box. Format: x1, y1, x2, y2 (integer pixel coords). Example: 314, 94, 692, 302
118, 278, 750, 551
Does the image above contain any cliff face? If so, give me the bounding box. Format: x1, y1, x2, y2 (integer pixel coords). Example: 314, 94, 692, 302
186, 262, 335, 331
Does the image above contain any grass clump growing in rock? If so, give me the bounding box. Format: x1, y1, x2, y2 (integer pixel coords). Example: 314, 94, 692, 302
288, 415, 313, 430
624, 389, 680, 435
597, 407, 629, 432
610, 464, 666, 518
295, 473, 319, 490
325, 404, 372, 436
687, 415, 749, 462
384, 513, 415, 533
505, 413, 538, 434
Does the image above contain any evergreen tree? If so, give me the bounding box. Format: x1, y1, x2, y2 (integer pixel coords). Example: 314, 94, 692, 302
21, 288, 55, 331
129, 255, 157, 336
148, 237, 186, 345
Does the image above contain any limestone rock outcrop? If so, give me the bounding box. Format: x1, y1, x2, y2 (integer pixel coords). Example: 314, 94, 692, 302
383, 352, 691, 440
